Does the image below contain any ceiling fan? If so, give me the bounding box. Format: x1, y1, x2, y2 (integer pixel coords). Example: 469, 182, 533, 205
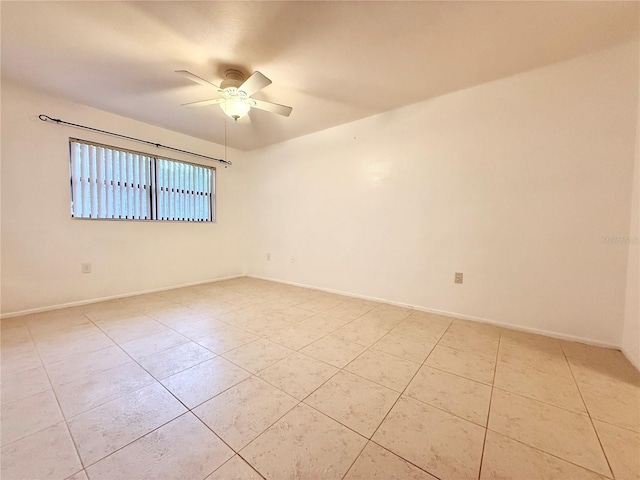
176, 69, 293, 121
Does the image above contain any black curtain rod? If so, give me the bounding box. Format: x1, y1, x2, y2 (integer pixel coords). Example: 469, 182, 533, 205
38, 114, 232, 167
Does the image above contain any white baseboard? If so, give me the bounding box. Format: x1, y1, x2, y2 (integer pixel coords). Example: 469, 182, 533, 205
248, 274, 621, 350
2, 272, 626, 356
0, 274, 245, 319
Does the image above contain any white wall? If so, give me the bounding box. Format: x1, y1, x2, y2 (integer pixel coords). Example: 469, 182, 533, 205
621, 43, 640, 367
1, 81, 248, 315
246, 42, 639, 346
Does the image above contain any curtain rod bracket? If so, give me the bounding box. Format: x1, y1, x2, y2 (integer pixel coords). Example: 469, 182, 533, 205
39, 113, 232, 166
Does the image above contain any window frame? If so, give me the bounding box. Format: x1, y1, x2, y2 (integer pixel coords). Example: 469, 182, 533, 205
68, 138, 216, 223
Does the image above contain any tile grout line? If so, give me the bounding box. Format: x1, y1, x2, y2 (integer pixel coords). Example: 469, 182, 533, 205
63, 311, 196, 469
200, 388, 299, 480
56, 310, 240, 475
77, 297, 280, 475
481, 336, 616, 479
70, 293, 269, 475
577, 415, 640, 436
145, 319, 333, 419
81, 411, 214, 477
338, 318, 458, 480
286, 332, 419, 397
477, 331, 501, 480
222, 452, 268, 480
294, 400, 445, 480
418, 357, 493, 386
21, 316, 87, 477
484, 428, 618, 478
205, 310, 425, 479
344, 439, 446, 480
71, 312, 194, 414
8, 281, 634, 480
260, 305, 380, 353
171, 291, 348, 478
80, 413, 191, 473
496, 349, 579, 382
438, 335, 602, 416
288, 401, 371, 479
188, 409, 268, 480
5, 301, 447, 480
563, 347, 616, 479
170, 294, 480, 478
90, 298, 310, 399
488, 385, 593, 418
253, 342, 495, 431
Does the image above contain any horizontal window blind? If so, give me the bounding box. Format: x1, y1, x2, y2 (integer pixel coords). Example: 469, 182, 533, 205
69, 139, 215, 222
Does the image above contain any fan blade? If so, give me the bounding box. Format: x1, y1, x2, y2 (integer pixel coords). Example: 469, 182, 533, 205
239, 71, 272, 96
181, 98, 225, 107
250, 98, 293, 117
175, 70, 220, 89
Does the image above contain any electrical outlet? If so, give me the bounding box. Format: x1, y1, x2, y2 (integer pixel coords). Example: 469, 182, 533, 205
266, 253, 271, 261
290, 257, 295, 264
455, 272, 463, 284
82, 263, 92, 274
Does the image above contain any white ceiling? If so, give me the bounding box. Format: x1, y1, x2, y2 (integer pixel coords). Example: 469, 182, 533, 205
2, 1, 638, 151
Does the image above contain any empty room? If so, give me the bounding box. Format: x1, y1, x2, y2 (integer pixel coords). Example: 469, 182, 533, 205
1, 1, 639, 479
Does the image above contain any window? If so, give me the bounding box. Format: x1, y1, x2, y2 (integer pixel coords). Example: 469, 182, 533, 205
69, 138, 215, 222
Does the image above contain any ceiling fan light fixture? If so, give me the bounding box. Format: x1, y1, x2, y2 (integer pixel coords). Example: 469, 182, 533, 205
177, 68, 291, 119
220, 98, 251, 120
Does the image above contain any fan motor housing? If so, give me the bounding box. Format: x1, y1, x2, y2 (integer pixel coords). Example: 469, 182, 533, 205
220, 69, 245, 90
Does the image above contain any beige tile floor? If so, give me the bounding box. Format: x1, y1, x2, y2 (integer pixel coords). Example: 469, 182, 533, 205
1, 277, 639, 480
